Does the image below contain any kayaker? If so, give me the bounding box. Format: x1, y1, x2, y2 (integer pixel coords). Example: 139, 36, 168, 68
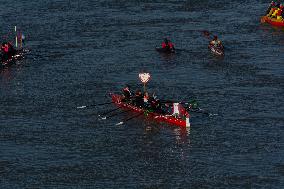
1, 42, 16, 60
161, 38, 175, 50
122, 85, 132, 102
1, 42, 9, 53
210, 36, 223, 48
133, 89, 144, 108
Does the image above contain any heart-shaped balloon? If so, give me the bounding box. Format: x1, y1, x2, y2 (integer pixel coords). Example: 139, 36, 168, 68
139, 73, 151, 83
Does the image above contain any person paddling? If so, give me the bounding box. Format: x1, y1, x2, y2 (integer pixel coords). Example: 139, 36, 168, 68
133, 89, 144, 108
266, 1, 276, 14
1, 42, 16, 61
122, 85, 132, 102
210, 36, 223, 49
161, 38, 175, 51
172, 103, 190, 119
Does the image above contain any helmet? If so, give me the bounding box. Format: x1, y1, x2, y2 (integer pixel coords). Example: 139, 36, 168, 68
214, 36, 218, 40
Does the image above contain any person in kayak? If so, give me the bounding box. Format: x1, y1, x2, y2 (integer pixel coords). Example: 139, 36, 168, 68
161, 38, 175, 51
122, 85, 132, 102
1, 42, 16, 61
209, 36, 223, 49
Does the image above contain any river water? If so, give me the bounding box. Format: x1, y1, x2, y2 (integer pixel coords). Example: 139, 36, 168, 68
0, 0, 283, 188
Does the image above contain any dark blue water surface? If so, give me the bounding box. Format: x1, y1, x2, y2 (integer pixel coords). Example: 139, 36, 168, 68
1, 0, 283, 188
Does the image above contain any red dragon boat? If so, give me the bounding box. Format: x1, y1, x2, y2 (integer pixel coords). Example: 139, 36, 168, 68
111, 93, 191, 127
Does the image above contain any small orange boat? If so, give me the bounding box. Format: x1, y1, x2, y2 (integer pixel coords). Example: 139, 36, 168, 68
261, 16, 284, 27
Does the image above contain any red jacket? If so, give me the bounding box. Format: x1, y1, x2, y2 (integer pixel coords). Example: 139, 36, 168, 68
1, 44, 9, 53
162, 42, 174, 49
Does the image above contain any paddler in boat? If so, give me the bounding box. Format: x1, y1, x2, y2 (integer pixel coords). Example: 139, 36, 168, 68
143, 92, 150, 107
133, 89, 144, 108
266, 1, 276, 15
277, 4, 284, 20
149, 97, 163, 113
1, 42, 16, 61
209, 36, 223, 49
161, 38, 175, 51
172, 103, 190, 119
276, 0, 281, 8
267, 1, 282, 18
121, 85, 132, 102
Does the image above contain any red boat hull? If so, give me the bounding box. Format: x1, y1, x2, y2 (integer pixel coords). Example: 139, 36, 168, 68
261, 16, 284, 27
111, 94, 190, 127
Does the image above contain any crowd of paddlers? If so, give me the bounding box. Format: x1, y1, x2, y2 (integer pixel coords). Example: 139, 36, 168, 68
266, 1, 284, 20
121, 85, 190, 119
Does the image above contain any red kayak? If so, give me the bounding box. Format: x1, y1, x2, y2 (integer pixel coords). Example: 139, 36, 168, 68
111, 93, 190, 127
261, 16, 284, 27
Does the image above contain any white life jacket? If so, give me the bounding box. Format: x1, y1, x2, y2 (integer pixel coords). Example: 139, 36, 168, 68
172, 103, 179, 115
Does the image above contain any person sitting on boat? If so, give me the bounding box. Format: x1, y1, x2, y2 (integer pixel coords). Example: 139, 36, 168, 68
133, 89, 144, 108
276, 7, 283, 19
276, 0, 281, 8
277, 4, 284, 20
172, 103, 190, 119
1, 42, 16, 60
210, 36, 223, 48
122, 85, 132, 102
268, 7, 277, 17
271, 8, 279, 18
161, 38, 175, 51
1, 42, 9, 54
149, 97, 164, 113
143, 92, 150, 107
266, 1, 276, 15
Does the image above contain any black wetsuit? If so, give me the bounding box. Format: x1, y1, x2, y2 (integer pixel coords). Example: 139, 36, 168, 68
134, 94, 144, 108
122, 88, 132, 102
149, 97, 164, 113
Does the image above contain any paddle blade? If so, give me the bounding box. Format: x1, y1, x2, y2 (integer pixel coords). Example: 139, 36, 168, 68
115, 122, 124, 126
100, 116, 107, 120
209, 113, 218, 117
77, 105, 86, 109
